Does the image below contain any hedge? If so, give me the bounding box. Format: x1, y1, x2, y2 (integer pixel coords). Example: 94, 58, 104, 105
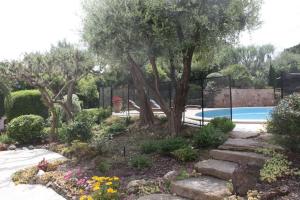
5, 90, 48, 121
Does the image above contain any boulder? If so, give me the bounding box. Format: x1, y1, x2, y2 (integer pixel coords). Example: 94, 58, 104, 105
8, 144, 16, 150
163, 171, 178, 181
127, 179, 147, 193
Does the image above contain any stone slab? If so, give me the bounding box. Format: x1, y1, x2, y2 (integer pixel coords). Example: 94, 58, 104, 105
210, 149, 268, 166
195, 159, 238, 180
171, 177, 231, 200
230, 131, 259, 139
138, 194, 187, 200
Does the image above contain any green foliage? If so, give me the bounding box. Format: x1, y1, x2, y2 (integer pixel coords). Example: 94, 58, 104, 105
158, 137, 188, 155
62, 140, 96, 159
75, 108, 111, 125
0, 134, 14, 144
176, 169, 190, 180
130, 155, 152, 170
193, 124, 227, 148
77, 75, 99, 108
140, 140, 159, 154
5, 90, 48, 121
221, 64, 253, 88
267, 94, 300, 151
11, 166, 38, 185
0, 81, 9, 117
59, 120, 92, 143
209, 117, 235, 133
171, 146, 198, 162
7, 115, 45, 144
97, 160, 112, 173
103, 116, 127, 135
257, 148, 296, 183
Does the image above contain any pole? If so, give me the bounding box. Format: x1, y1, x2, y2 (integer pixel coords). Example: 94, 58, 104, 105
201, 79, 205, 126
127, 82, 130, 118
229, 76, 233, 121
110, 86, 113, 114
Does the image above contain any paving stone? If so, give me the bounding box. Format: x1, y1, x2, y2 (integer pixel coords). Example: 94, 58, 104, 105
230, 131, 259, 139
137, 194, 187, 200
195, 159, 238, 180
218, 138, 282, 152
171, 177, 231, 200
210, 149, 268, 166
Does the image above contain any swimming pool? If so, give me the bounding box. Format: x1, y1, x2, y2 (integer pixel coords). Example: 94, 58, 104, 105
195, 107, 274, 122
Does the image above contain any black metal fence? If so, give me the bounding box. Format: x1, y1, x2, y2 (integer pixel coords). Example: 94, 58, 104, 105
277, 72, 300, 98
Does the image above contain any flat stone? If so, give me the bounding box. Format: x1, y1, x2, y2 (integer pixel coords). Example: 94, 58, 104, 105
230, 131, 259, 139
195, 159, 238, 180
138, 194, 187, 200
171, 177, 231, 200
210, 150, 268, 166
218, 138, 282, 152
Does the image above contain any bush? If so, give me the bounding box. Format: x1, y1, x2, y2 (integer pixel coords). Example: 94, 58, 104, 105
75, 108, 111, 125
0, 134, 14, 144
7, 115, 45, 144
130, 155, 152, 170
140, 140, 160, 154
103, 116, 127, 135
59, 120, 92, 143
210, 117, 235, 133
193, 124, 227, 148
5, 90, 48, 121
62, 140, 96, 159
97, 160, 112, 173
267, 94, 300, 151
172, 146, 198, 162
158, 137, 188, 155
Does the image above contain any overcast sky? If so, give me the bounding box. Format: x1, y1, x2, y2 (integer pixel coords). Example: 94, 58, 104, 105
0, 0, 300, 61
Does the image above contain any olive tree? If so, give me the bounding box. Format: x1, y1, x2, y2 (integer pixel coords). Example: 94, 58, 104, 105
83, 0, 261, 135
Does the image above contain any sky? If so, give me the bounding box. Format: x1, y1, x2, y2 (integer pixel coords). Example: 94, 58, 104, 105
0, 0, 300, 61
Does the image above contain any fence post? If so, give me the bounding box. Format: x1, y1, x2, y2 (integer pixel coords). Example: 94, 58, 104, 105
110, 86, 113, 114
127, 82, 130, 118
201, 79, 205, 126
280, 72, 284, 99
229, 76, 233, 121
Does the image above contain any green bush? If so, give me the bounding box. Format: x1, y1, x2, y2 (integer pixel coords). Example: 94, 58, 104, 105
193, 124, 227, 148
0, 134, 14, 144
75, 108, 111, 125
267, 94, 300, 151
171, 146, 198, 162
62, 140, 96, 159
7, 115, 45, 144
130, 155, 152, 170
210, 117, 235, 133
5, 90, 48, 121
97, 160, 112, 173
59, 120, 92, 143
140, 140, 160, 154
158, 137, 188, 155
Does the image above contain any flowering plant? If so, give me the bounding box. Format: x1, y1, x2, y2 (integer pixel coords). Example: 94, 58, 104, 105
37, 158, 49, 171
80, 176, 120, 200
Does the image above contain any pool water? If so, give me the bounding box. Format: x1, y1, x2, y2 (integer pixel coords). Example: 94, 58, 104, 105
196, 107, 273, 121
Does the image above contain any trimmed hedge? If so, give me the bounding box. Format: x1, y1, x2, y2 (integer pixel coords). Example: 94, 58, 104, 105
7, 115, 45, 144
5, 90, 48, 121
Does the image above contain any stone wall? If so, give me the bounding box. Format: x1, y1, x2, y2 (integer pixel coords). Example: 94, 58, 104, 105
212, 89, 275, 107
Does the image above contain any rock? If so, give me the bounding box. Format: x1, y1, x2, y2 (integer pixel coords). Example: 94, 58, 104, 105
230, 131, 259, 139
210, 150, 268, 166
138, 194, 187, 200
232, 164, 261, 196
171, 177, 231, 200
8, 144, 16, 150
28, 145, 34, 150
127, 179, 147, 193
22, 147, 29, 150
46, 181, 53, 187
260, 186, 289, 200
163, 171, 178, 181
37, 170, 45, 176
0, 143, 8, 151
194, 159, 238, 180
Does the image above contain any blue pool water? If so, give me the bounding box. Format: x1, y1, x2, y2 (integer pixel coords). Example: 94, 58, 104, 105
196, 107, 274, 121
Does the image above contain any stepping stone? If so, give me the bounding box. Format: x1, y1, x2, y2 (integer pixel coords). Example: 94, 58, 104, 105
194, 159, 238, 180
230, 131, 259, 139
170, 177, 231, 200
210, 149, 268, 166
137, 194, 187, 200
218, 138, 282, 152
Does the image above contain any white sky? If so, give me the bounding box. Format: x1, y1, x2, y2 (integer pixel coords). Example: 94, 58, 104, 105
0, 0, 300, 61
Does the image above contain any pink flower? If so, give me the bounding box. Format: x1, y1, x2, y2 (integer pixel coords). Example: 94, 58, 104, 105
64, 170, 73, 180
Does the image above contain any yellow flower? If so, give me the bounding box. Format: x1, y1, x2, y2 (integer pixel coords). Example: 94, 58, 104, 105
105, 182, 113, 186
113, 176, 119, 181
80, 195, 93, 200
93, 185, 100, 191
107, 187, 117, 194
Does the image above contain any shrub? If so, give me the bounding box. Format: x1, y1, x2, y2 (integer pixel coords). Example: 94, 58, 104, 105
7, 115, 44, 144
130, 155, 152, 170
75, 108, 111, 125
267, 94, 300, 151
5, 90, 48, 121
171, 146, 198, 162
59, 120, 93, 143
158, 137, 188, 155
103, 117, 127, 135
0, 134, 14, 144
193, 124, 227, 148
97, 160, 112, 173
62, 140, 96, 159
140, 140, 160, 154
210, 117, 235, 133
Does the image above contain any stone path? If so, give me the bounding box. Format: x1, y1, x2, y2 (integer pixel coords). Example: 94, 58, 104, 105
139, 129, 273, 200
0, 149, 66, 200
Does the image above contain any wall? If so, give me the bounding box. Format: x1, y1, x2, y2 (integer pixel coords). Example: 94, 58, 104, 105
212, 89, 275, 107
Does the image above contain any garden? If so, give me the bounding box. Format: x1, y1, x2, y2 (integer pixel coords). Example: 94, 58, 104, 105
1, 0, 300, 200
